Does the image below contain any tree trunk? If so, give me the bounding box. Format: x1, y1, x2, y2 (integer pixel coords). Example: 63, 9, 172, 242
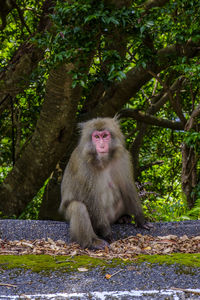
0, 63, 83, 217
181, 143, 197, 209
38, 142, 77, 220
38, 163, 63, 221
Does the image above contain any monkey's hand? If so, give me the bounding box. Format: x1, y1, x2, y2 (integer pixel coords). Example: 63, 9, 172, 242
89, 238, 110, 251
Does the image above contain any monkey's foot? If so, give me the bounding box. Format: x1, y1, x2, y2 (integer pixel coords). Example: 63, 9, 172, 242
138, 222, 153, 230
89, 238, 110, 251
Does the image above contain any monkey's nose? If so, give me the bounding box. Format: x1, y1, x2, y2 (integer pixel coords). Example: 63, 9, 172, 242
100, 144, 106, 150
99, 140, 105, 147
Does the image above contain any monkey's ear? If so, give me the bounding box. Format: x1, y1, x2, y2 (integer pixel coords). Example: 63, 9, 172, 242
77, 122, 85, 132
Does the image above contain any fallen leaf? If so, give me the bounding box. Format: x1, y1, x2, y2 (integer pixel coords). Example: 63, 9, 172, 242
0, 234, 199, 258
105, 274, 112, 279
77, 267, 88, 272
163, 247, 172, 254
158, 235, 177, 240
143, 246, 151, 251
180, 235, 188, 241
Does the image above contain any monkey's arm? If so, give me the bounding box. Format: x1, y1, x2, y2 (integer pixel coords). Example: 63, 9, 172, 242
124, 182, 152, 230
115, 151, 151, 229
89, 206, 112, 242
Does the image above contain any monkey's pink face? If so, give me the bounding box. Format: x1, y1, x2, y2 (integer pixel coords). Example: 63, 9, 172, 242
92, 130, 111, 154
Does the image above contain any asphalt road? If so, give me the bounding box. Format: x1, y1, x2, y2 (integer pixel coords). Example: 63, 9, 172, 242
0, 219, 199, 299
0, 219, 200, 242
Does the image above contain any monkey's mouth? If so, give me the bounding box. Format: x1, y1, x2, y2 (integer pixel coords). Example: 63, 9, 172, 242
98, 151, 108, 154
98, 152, 109, 158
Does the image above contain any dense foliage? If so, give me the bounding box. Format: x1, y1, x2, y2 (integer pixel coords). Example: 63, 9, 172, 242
0, 0, 200, 221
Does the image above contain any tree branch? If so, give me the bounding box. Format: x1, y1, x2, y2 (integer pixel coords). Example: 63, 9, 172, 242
86, 40, 200, 119
140, 160, 164, 172
82, 0, 170, 114
119, 108, 184, 130
143, 0, 169, 11
0, 0, 55, 115
122, 76, 187, 178
185, 103, 200, 131
148, 71, 187, 125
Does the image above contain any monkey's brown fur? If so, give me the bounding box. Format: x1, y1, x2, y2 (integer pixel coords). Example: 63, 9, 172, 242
59, 117, 146, 249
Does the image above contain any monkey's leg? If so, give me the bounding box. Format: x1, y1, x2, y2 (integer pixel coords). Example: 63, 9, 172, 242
94, 223, 112, 243
66, 201, 109, 249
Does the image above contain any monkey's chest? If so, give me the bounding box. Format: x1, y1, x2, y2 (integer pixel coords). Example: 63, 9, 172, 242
98, 173, 124, 223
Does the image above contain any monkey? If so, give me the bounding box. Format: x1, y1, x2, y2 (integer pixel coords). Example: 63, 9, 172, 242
59, 117, 148, 249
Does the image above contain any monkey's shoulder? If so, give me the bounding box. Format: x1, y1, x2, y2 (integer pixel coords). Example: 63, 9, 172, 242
64, 148, 91, 180
66, 148, 82, 173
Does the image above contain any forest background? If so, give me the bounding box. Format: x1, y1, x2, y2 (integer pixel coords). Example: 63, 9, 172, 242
0, 0, 200, 223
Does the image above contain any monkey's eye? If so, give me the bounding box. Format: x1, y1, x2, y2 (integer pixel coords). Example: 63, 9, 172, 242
102, 134, 108, 138
95, 135, 100, 139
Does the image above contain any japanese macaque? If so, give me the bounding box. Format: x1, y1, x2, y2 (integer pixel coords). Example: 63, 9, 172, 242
59, 117, 148, 249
